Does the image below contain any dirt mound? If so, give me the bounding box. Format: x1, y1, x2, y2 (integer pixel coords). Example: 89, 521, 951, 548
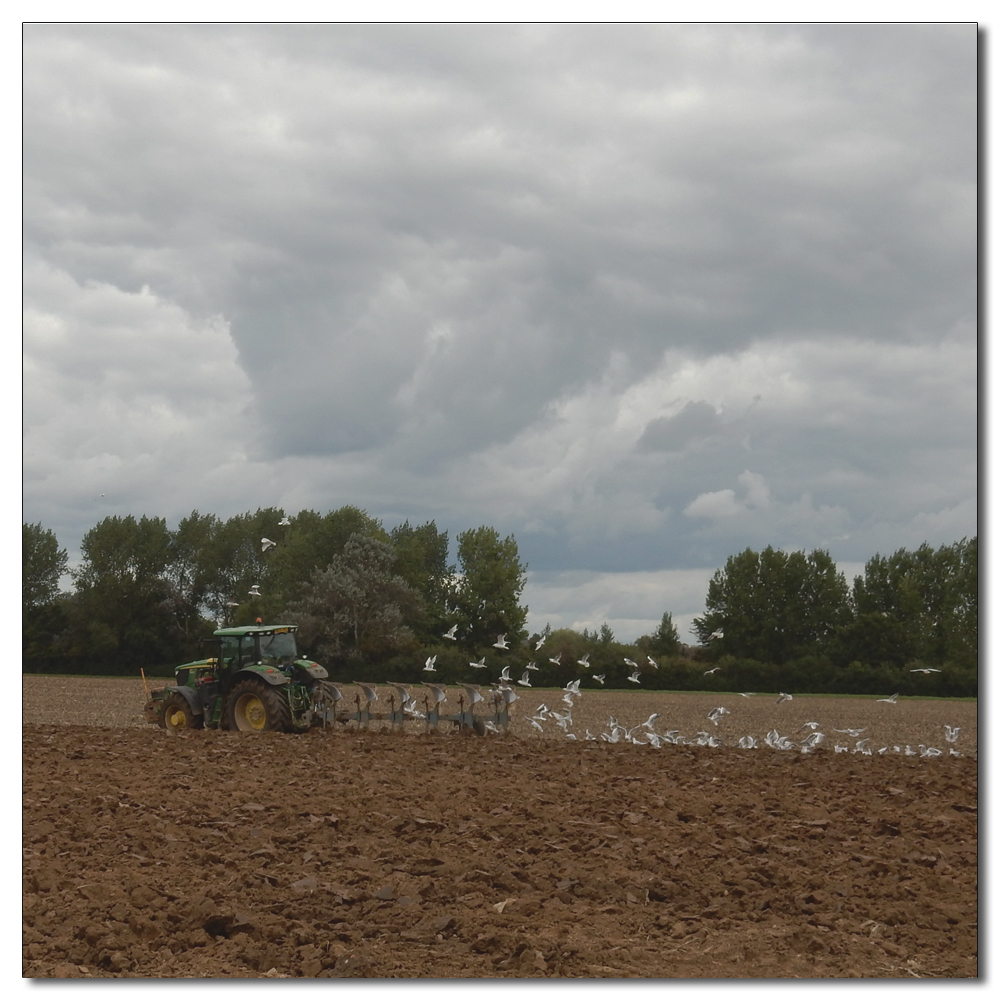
23, 720, 977, 978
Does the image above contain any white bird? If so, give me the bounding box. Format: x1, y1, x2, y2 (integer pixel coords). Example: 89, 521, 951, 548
592, 674, 605, 686
529, 718, 544, 733
910, 667, 942, 674
525, 661, 539, 671
737, 735, 759, 749
534, 637, 545, 651
627, 670, 641, 684
517, 670, 532, 688
919, 744, 943, 757
484, 721, 501, 735
423, 683, 448, 705
278, 516, 291, 526
775, 692, 793, 704
469, 656, 487, 669
577, 654, 590, 668
499, 665, 512, 682
876, 693, 899, 704
642, 713, 660, 730
624, 658, 638, 670
442, 624, 459, 640
703, 666, 721, 676
248, 584, 261, 597
709, 629, 724, 640
549, 653, 562, 666
261, 537, 276, 552
707, 706, 729, 725
833, 727, 866, 737
944, 725, 961, 743
459, 683, 484, 705
646, 656, 659, 670
799, 721, 821, 732
801, 732, 825, 750
353, 681, 379, 703
423, 655, 438, 672
534, 703, 550, 718
564, 679, 581, 695
225, 600, 240, 608
493, 634, 509, 650
565, 733, 577, 740
585, 730, 597, 741
739, 692, 755, 698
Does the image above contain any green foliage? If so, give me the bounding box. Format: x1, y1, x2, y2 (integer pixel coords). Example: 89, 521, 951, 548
389, 520, 453, 643
23, 522, 68, 610
284, 534, 421, 667
452, 526, 528, 651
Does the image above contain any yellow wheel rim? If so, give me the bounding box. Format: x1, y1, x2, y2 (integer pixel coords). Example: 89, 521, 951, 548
235, 694, 267, 731
165, 706, 188, 729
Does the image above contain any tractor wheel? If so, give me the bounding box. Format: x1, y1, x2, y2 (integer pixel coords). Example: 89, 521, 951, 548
227, 679, 291, 733
162, 692, 203, 732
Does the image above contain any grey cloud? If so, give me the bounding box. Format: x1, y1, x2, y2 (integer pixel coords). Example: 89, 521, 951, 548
637, 400, 723, 453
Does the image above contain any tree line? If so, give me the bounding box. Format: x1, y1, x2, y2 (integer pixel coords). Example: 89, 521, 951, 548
23, 514, 976, 696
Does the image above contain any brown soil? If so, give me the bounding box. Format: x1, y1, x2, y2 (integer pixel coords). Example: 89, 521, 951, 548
23, 679, 978, 978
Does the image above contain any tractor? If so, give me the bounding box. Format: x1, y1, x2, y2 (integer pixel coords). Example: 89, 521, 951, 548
143, 623, 334, 733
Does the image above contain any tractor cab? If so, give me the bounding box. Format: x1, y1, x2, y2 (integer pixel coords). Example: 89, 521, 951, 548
214, 624, 301, 672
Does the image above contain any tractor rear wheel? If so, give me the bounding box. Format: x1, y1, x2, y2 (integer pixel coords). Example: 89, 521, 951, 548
227, 679, 291, 733
162, 692, 203, 732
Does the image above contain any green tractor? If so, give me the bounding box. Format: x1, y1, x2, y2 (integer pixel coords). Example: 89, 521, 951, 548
144, 623, 334, 733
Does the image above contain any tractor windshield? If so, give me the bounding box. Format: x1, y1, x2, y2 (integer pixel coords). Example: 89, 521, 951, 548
258, 631, 298, 665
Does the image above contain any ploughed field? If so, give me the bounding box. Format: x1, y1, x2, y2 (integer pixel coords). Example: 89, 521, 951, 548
23, 677, 977, 978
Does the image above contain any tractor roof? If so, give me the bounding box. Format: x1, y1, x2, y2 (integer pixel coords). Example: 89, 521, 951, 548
212, 624, 298, 637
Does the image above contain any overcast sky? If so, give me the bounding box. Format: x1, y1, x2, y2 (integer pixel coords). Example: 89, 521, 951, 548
22, 23, 977, 642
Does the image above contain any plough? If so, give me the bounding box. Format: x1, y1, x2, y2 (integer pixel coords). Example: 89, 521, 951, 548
315, 681, 516, 735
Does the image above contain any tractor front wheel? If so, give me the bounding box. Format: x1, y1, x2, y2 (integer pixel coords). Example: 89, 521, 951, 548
162, 692, 203, 732
226, 679, 291, 733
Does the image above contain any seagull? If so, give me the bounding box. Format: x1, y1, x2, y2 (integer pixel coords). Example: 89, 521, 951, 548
534, 637, 545, 651
484, 720, 501, 735
739, 692, 755, 698
775, 692, 793, 704
564, 679, 581, 695
423, 683, 448, 705
703, 666, 721, 676
876, 693, 899, 704
833, 727, 866, 738
592, 674, 606, 686
225, 600, 240, 608
707, 706, 729, 725
529, 718, 544, 733
646, 656, 659, 670
261, 537, 276, 552
642, 713, 660, 730
248, 584, 261, 597
459, 683, 484, 705
549, 653, 562, 666
353, 682, 378, 703
737, 735, 759, 749
278, 515, 291, 526
798, 721, 821, 732
627, 670, 641, 684
624, 658, 638, 670
493, 634, 509, 650
919, 744, 943, 757
442, 624, 459, 640
499, 665, 512, 683
910, 667, 942, 674
525, 661, 539, 671
517, 670, 532, 688
709, 629, 724, 640
801, 732, 825, 750
577, 654, 590, 668
944, 725, 961, 743
423, 655, 438, 672
469, 656, 487, 669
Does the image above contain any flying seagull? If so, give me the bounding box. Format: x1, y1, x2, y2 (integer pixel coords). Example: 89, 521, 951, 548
493, 634, 509, 650
261, 537, 276, 552
499, 665, 512, 683
709, 629, 724, 640
646, 656, 659, 670
707, 706, 729, 725
442, 624, 459, 640
833, 727, 866, 737
624, 658, 638, 670
775, 692, 793, 704
549, 653, 562, 666
517, 670, 532, 688
225, 600, 240, 608
525, 660, 539, 671
876, 693, 899, 704
627, 670, 641, 684
534, 637, 545, 651
592, 674, 606, 686
577, 654, 590, 668
469, 656, 487, 669
944, 725, 961, 743
739, 692, 755, 698
278, 516, 291, 526
703, 666, 721, 676
248, 584, 261, 597
423, 655, 438, 672
910, 667, 942, 674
